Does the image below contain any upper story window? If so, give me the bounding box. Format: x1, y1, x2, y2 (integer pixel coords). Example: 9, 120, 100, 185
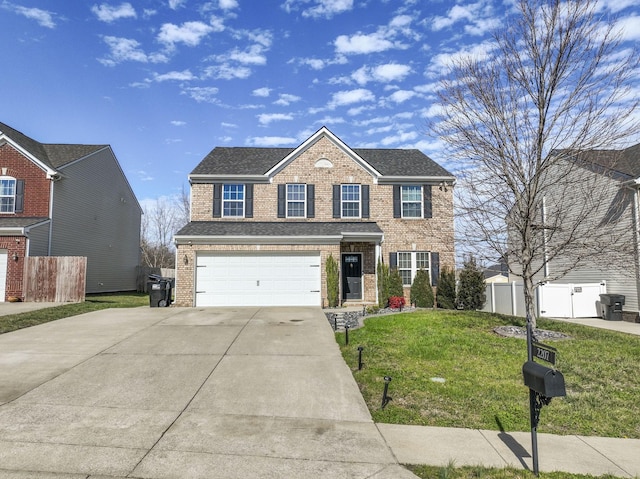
397, 251, 431, 286
287, 184, 306, 218
402, 185, 423, 218
223, 184, 244, 217
0, 177, 17, 214
341, 184, 361, 218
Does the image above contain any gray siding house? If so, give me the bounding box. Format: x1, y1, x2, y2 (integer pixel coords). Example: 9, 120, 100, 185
0, 121, 142, 300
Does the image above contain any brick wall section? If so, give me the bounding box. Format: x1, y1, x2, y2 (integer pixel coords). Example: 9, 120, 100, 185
0, 144, 51, 217
0, 236, 27, 299
181, 136, 455, 306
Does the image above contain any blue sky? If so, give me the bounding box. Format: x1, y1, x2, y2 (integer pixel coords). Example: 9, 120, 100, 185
1, 0, 639, 205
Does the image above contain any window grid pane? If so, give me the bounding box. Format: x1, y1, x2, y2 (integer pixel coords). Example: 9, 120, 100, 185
341, 184, 360, 217
402, 186, 421, 202
416, 252, 430, 269
287, 184, 306, 217
223, 184, 244, 217
397, 252, 412, 269
0, 178, 16, 214
401, 185, 422, 218
400, 270, 412, 286
0, 198, 14, 213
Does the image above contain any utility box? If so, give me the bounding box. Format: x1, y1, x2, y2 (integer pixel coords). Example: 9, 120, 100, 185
599, 294, 624, 321
522, 361, 566, 398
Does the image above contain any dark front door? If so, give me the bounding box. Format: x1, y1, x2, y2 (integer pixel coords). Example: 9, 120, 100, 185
342, 253, 362, 301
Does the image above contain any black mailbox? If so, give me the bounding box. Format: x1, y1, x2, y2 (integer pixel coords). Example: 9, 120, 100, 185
522, 361, 566, 397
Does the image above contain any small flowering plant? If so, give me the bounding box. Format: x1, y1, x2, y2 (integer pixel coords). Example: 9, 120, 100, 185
388, 296, 406, 310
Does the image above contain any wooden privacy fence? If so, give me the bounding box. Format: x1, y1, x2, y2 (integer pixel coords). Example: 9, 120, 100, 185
24, 256, 87, 302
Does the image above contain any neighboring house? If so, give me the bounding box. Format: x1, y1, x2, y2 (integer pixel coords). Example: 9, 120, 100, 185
0, 121, 142, 301
512, 143, 640, 319
174, 127, 455, 307
484, 262, 509, 284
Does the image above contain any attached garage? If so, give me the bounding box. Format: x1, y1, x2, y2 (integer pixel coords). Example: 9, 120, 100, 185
195, 252, 321, 307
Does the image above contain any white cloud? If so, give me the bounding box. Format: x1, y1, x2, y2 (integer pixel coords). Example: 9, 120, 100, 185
221, 122, 238, 128
334, 14, 416, 55
615, 14, 640, 41
431, 2, 499, 37
282, 0, 353, 19
5, 4, 56, 28
91, 3, 136, 23
388, 90, 417, 103
158, 21, 214, 47
226, 44, 268, 65
381, 130, 418, 145
274, 93, 301, 106
352, 63, 413, 85
169, 0, 186, 9
246, 136, 298, 146
171, 120, 186, 126
99, 36, 168, 66
253, 87, 271, 97
219, 0, 239, 10
329, 89, 375, 109
300, 58, 326, 70
257, 113, 294, 125
204, 64, 252, 79
181, 86, 220, 103
426, 40, 497, 77
153, 70, 196, 82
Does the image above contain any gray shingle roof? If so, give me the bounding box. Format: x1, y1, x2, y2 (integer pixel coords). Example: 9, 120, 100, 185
176, 221, 383, 237
0, 121, 107, 169
191, 146, 453, 178
559, 144, 640, 180
0, 217, 50, 228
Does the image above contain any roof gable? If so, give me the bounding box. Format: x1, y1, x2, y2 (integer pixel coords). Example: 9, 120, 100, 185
0, 121, 107, 172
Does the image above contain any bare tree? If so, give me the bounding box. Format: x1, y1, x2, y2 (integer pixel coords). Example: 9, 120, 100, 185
140, 197, 182, 269
433, 0, 639, 326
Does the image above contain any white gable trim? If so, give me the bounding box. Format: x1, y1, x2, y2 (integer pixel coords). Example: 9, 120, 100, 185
265, 126, 382, 179
0, 134, 59, 178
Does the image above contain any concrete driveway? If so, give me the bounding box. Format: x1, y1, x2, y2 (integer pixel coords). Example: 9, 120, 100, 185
0, 306, 417, 478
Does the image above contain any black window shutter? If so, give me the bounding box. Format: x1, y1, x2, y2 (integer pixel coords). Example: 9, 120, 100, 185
15, 179, 25, 213
431, 252, 440, 286
245, 184, 253, 218
277, 184, 286, 218
389, 252, 397, 270
213, 183, 222, 218
393, 185, 401, 218
306, 184, 315, 218
332, 185, 341, 218
424, 185, 432, 218
361, 185, 370, 218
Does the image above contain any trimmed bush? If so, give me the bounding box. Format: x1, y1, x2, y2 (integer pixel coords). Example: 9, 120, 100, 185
410, 269, 434, 308
457, 256, 486, 310
377, 259, 390, 308
437, 266, 457, 309
388, 296, 406, 310
326, 254, 339, 307
388, 268, 404, 299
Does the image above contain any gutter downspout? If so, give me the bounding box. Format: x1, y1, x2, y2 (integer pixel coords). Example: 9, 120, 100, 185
47, 179, 55, 255
632, 188, 640, 318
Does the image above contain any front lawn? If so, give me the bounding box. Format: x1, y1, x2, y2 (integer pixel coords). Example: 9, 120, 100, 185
0, 292, 149, 334
337, 310, 640, 438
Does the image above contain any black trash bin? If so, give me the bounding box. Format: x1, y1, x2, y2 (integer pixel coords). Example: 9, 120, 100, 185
599, 293, 625, 321
148, 275, 172, 307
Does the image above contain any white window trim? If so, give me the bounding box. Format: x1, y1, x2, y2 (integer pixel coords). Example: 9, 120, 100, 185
286, 183, 307, 218
401, 185, 423, 219
398, 251, 431, 286
341, 184, 361, 219
0, 176, 17, 215
222, 184, 245, 218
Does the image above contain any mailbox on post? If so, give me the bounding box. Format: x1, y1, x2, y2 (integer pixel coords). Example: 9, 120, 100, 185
522, 361, 566, 398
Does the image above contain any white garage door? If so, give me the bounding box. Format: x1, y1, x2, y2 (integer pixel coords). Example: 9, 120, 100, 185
195, 253, 321, 307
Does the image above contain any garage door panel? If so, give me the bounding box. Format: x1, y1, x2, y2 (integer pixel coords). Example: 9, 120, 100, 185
195, 253, 321, 307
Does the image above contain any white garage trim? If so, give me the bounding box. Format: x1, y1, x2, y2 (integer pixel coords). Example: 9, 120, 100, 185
195, 252, 321, 307
0, 249, 6, 302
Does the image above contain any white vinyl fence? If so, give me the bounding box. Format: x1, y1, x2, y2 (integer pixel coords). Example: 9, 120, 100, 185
481, 281, 606, 319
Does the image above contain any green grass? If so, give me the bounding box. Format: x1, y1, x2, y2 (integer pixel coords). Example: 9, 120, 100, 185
0, 292, 149, 334
337, 310, 640, 438
407, 463, 623, 479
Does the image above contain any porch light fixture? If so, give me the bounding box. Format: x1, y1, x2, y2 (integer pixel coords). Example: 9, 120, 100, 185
183, 254, 189, 265
12, 253, 18, 261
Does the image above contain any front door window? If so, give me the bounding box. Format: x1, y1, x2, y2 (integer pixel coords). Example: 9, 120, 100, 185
341, 253, 362, 301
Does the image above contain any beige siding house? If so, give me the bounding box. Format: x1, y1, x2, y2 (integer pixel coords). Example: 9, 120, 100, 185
175, 127, 456, 307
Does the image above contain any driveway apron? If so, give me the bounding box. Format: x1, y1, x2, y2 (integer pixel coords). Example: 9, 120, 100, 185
0, 306, 416, 478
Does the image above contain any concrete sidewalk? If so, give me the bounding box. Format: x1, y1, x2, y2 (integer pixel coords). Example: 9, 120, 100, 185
0, 307, 639, 478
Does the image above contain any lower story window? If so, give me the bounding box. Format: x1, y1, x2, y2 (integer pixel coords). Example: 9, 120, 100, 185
398, 251, 430, 286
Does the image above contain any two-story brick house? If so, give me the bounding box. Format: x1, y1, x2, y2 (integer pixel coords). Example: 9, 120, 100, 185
0, 121, 142, 301
174, 127, 455, 307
